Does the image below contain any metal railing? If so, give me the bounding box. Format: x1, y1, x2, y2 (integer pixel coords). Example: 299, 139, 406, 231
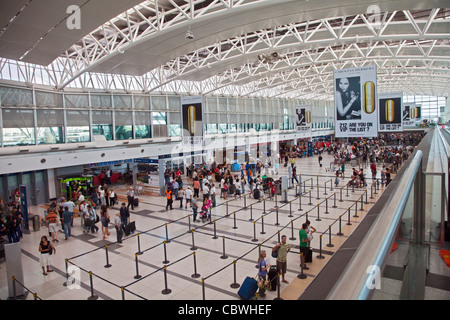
327, 149, 424, 300
327, 127, 449, 300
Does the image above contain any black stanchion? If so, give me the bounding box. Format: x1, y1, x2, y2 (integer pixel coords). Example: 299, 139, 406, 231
289, 220, 296, 241
308, 190, 312, 205
289, 201, 293, 218
165, 223, 171, 243
263, 199, 266, 214
337, 214, 344, 236
230, 260, 240, 289
191, 229, 198, 251
340, 187, 344, 202
121, 286, 125, 300
298, 195, 303, 211
297, 253, 307, 279
317, 235, 325, 259
233, 211, 237, 229
212, 220, 218, 239
249, 204, 254, 221
104, 245, 112, 268
333, 192, 337, 208
316, 204, 321, 222
187, 214, 191, 233
163, 241, 170, 264
220, 236, 228, 259
252, 221, 258, 242
353, 201, 359, 218
275, 208, 280, 226
324, 198, 329, 214
137, 233, 143, 255
192, 252, 201, 278
316, 186, 320, 200
87, 271, 98, 300
161, 265, 172, 295
260, 216, 266, 234
347, 208, 352, 226
202, 278, 206, 300
274, 273, 283, 300
326, 225, 334, 248
209, 207, 213, 224
134, 253, 142, 279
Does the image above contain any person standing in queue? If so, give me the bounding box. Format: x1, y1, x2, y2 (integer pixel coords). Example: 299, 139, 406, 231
274, 235, 291, 284
126, 187, 135, 210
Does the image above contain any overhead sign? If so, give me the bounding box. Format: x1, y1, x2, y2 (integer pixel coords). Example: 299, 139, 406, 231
295, 105, 312, 134
378, 92, 403, 132
402, 103, 417, 127
334, 65, 378, 138
181, 95, 204, 147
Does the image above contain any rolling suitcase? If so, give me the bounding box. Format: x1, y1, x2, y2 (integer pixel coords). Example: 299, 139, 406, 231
253, 189, 260, 200
305, 248, 313, 263
124, 221, 136, 236
133, 197, 139, 207
267, 266, 278, 291
237, 276, 258, 300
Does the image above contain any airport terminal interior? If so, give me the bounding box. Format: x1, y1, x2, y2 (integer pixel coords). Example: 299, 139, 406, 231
0, 0, 449, 302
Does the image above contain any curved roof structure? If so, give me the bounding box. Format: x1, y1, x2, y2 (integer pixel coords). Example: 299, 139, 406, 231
0, 0, 448, 99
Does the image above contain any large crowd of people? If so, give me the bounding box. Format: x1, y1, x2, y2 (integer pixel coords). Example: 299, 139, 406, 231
0, 131, 426, 282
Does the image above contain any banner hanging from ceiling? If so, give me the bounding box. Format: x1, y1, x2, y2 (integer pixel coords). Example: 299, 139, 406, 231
181, 95, 204, 147
378, 92, 403, 132
295, 105, 312, 134
334, 65, 378, 138
402, 102, 417, 127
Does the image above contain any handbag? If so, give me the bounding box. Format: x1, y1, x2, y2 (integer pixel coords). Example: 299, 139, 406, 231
271, 245, 279, 258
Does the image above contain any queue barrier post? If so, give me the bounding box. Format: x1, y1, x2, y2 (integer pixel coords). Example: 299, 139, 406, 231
104, 245, 112, 268
191, 229, 198, 251
337, 214, 344, 236
87, 271, 98, 300
220, 236, 228, 259
252, 221, 258, 242
230, 260, 240, 289
134, 253, 142, 279
289, 220, 296, 241
161, 265, 172, 295
165, 224, 171, 243
137, 233, 143, 255
163, 241, 170, 264
192, 252, 201, 279
317, 235, 325, 259
297, 253, 307, 279
326, 225, 334, 248
274, 272, 283, 300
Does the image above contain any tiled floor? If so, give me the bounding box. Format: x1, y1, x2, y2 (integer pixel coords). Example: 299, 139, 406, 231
0, 152, 399, 300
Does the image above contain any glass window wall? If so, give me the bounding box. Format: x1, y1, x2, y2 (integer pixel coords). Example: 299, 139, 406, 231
2, 108, 35, 146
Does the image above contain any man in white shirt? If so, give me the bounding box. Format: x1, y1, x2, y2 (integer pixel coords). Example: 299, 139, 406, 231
126, 187, 135, 210
185, 187, 193, 209
202, 183, 210, 202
